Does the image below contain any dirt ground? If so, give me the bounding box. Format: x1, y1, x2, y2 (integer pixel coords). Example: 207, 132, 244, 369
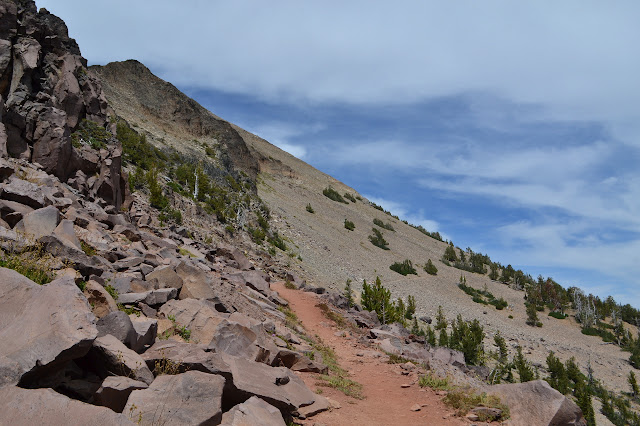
273, 282, 466, 426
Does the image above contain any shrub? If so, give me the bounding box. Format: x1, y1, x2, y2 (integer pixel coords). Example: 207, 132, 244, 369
373, 218, 395, 231
323, 187, 348, 204
159, 208, 182, 225
419, 373, 451, 390
268, 232, 287, 251
305, 203, 315, 213
442, 244, 459, 262
368, 228, 389, 250
548, 311, 567, 319
424, 259, 438, 275
71, 119, 111, 150
344, 192, 356, 203
105, 284, 119, 301
526, 303, 542, 327
344, 219, 355, 231
0, 245, 54, 285
390, 259, 417, 276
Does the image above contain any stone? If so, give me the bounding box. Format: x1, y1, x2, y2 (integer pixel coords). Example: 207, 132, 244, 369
231, 269, 271, 295
83, 280, 118, 318
53, 218, 82, 250
176, 260, 215, 300
470, 406, 503, 421
124, 371, 225, 426
0, 199, 33, 227
207, 319, 275, 363
223, 354, 316, 411
0, 387, 133, 425
488, 380, 586, 426
94, 376, 148, 413
113, 224, 141, 242
410, 403, 421, 411
96, 311, 136, 349
273, 349, 328, 374
141, 341, 232, 380
348, 308, 380, 328
0, 270, 97, 387
146, 265, 183, 290
87, 334, 154, 385
13, 205, 60, 239
0, 177, 45, 209
221, 396, 286, 426
159, 299, 226, 345
298, 394, 331, 418
431, 347, 466, 366
40, 234, 104, 277
0, 158, 13, 180
216, 244, 252, 270
129, 316, 158, 353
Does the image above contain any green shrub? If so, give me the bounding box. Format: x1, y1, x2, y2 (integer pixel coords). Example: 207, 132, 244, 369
373, 218, 395, 231
105, 284, 119, 301
159, 208, 182, 225
344, 219, 355, 231
344, 192, 356, 203
268, 232, 287, 251
306, 203, 315, 213
424, 259, 438, 275
0, 246, 53, 285
71, 119, 112, 150
368, 228, 389, 250
390, 259, 418, 276
548, 311, 567, 319
322, 187, 348, 204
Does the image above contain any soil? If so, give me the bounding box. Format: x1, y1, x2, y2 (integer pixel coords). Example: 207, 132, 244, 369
273, 282, 466, 426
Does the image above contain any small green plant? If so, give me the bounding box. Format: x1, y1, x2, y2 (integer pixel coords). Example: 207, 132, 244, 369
443, 389, 509, 420
278, 306, 302, 329
178, 247, 195, 258
322, 187, 348, 204
76, 281, 87, 291
419, 373, 451, 390
317, 303, 349, 328
305, 203, 315, 213
0, 244, 54, 285
387, 353, 413, 364
70, 119, 111, 150
284, 277, 296, 289
390, 259, 418, 276
548, 311, 567, 319
344, 192, 356, 203
373, 218, 395, 231
424, 259, 438, 275
313, 338, 364, 399
268, 232, 287, 251
104, 285, 119, 301
368, 228, 389, 250
344, 218, 355, 231
80, 240, 97, 256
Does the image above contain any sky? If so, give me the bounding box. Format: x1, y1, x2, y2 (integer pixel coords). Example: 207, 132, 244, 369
37, 1, 640, 307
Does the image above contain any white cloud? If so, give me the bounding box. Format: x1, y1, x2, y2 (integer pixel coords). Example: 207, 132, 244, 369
241, 122, 322, 159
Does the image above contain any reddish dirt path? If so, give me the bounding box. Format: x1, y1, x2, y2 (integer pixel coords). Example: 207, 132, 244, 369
273, 282, 465, 426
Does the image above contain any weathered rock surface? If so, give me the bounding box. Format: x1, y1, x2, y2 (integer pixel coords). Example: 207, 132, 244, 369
159, 298, 226, 344
488, 380, 586, 426
93, 376, 148, 413
87, 334, 154, 385
124, 371, 225, 425
96, 311, 136, 349
0, 386, 133, 425
13, 205, 60, 239
221, 396, 286, 426
0, 269, 96, 386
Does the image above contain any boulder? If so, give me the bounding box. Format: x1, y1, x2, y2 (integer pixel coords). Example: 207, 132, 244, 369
348, 308, 380, 328
129, 316, 158, 353
231, 270, 271, 295
40, 234, 104, 277
83, 280, 118, 318
146, 265, 183, 290
141, 341, 232, 380
223, 354, 316, 412
208, 319, 275, 363
221, 396, 286, 426
13, 205, 60, 239
0, 199, 33, 227
298, 394, 331, 418
124, 371, 225, 426
94, 376, 148, 413
176, 260, 215, 300
488, 380, 586, 426
273, 349, 328, 374
0, 386, 133, 425
96, 311, 136, 349
159, 299, 226, 345
87, 334, 154, 385
0, 158, 13, 181
216, 244, 252, 270
0, 269, 96, 387
52, 218, 82, 250
0, 177, 45, 208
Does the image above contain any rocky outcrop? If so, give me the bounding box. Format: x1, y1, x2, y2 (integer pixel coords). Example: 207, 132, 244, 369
221, 396, 286, 426
488, 380, 586, 426
0, 0, 124, 208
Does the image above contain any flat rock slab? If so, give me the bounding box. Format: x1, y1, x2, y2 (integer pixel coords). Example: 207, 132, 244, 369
0, 269, 96, 387
0, 386, 133, 425
221, 396, 285, 426
94, 376, 148, 413
141, 341, 232, 380
13, 205, 59, 239
159, 298, 226, 345
0, 177, 45, 208
125, 371, 225, 426
88, 334, 154, 385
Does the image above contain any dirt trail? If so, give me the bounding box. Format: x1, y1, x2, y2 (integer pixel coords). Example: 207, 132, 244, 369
273, 282, 465, 426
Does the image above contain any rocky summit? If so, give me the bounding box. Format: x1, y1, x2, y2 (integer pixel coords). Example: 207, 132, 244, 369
0, 1, 617, 425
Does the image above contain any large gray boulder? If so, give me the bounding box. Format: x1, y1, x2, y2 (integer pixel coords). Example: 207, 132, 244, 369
96, 311, 136, 349
0, 386, 132, 425
223, 354, 317, 412
129, 316, 158, 353
488, 380, 586, 426
0, 177, 45, 209
141, 341, 232, 381
176, 260, 215, 300
12, 205, 59, 239
93, 376, 148, 413
216, 244, 252, 270
221, 396, 286, 426
146, 265, 183, 290
0, 269, 97, 387
87, 334, 154, 385
159, 299, 226, 344
208, 319, 276, 364
124, 371, 225, 425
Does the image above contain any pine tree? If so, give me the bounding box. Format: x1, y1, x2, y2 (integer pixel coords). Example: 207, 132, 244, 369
575, 381, 596, 426
405, 295, 416, 319
629, 371, 639, 397
426, 325, 437, 346
546, 351, 569, 394
514, 346, 534, 382
494, 332, 508, 364
442, 243, 458, 262
424, 259, 438, 275
435, 305, 447, 330
361, 276, 396, 324
439, 328, 449, 347
343, 279, 354, 308
526, 303, 541, 327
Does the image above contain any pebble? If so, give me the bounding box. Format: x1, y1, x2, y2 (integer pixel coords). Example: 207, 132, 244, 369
401, 384, 411, 388
410, 404, 421, 412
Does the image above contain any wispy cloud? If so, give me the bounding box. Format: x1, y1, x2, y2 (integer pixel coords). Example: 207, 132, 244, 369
241, 122, 324, 160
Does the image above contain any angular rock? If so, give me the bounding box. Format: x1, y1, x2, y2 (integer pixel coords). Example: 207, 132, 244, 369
159, 299, 226, 345
13, 205, 60, 239
146, 265, 183, 290
208, 319, 275, 363
0, 270, 96, 387
40, 234, 104, 277
223, 354, 316, 411
488, 380, 586, 426
273, 349, 328, 374
96, 311, 136, 349
94, 376, 148, 413
216, 244, 252, 270
113, 224, 140, 242
298, 394, 331, 418
0, 199, 33, 227
348, 308, 380, 328
83, 280, 118, 319
176, 260, 215, 300
87, 334, 154, 385
141, 341, 232, 380
124, 371, 225, 425
0, 177, 45, 209
0, 386, 132, 425
232, 270, 271, 295
0, 158, 13, 181
221, 396, 286, 426
53, 219, 82, 250
129, 316, 158, 353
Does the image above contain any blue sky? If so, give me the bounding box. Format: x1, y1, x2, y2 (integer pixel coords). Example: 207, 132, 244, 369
38, 1, 640, 307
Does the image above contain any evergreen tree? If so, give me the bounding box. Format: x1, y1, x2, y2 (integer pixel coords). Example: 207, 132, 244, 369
546, 351, 570, 395
489, 263, 499, 281
426, 325, 437, 346
629, 371, 639, 397
435, 305, 447, 330
526, 303, 541, 327
575, 381, 596, 426
424, 259, 438, 275
406, 295, 416, 319
442, 243, 458, 262
411, 317, 421, 335
361, 276, 396, 324
514, 346, 535, 382
494, 332, 508, 364
439, 328, 449, 347
343, 279, 354, 308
